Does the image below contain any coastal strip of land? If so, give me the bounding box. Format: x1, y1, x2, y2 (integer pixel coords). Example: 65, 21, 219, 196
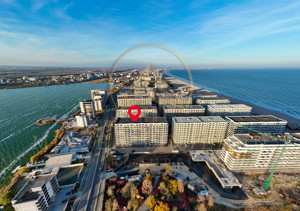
164, 75, 300, 125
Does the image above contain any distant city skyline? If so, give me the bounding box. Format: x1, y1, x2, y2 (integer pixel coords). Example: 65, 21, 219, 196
1, 0, 300, 68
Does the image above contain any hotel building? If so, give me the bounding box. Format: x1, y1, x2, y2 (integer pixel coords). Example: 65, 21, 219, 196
114, 117, 168, 146
12, 175, 60, 211
76, 114, 89, 128
116, 106, 158, 118
157, 96, 192, 105
172, 116, 228, 144
206, 104, 252, 117
226, 115, 287, 136
220, 134, 300, 172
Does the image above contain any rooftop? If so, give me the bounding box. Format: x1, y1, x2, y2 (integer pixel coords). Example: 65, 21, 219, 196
45, 154, 73, 168
197, 97, 229, 100
207, 104, 252, 109
115, 117, 168, 124
117, 105, 157, 110
227, 115, 287, 123
163, 105, 205, 110
173, 116, 226, 123
12, 175, 55, 204
232, 134, 300, 145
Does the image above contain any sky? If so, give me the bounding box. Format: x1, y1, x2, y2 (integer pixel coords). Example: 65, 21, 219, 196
1, 0, 300, 68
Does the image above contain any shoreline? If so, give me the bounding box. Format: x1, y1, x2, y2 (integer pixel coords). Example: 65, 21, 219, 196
164, 74, 300, 126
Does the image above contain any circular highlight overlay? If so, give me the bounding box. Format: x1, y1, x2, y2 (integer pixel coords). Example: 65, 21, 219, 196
110, 43, 193, 85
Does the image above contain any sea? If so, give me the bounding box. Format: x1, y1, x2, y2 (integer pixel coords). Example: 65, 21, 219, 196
0, 82, 111, 187
166, 68, 300, 119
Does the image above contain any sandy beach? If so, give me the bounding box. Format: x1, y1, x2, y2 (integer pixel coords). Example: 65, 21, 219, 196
164, 75, 300, 126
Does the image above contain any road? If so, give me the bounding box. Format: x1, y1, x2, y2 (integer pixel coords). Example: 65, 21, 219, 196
76, 106, 113, 211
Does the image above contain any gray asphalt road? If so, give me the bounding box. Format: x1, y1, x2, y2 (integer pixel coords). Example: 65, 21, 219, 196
76, 108, 112, 211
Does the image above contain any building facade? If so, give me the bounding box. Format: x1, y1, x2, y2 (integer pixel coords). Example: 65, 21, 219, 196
172, 116, 228, 144
117, 95, 152, 107
91, 89, 107, 112
114, 117, 168, 146
157, 96, 192, 105
195, 97, 230, 106
220, 134, 300, 171
12, 175, 60, 211
76, 114, 89, 127
163, 105, 205, 123
206, 104, 252, 117
226, 115, 287, 136
116, 106, 158, 118
80, 100, 96, 120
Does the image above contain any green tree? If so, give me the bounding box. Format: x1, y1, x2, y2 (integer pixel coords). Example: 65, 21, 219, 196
106, 154, 118, 168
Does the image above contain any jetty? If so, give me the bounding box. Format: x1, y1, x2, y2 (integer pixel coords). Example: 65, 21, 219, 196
35, 117, 57, 126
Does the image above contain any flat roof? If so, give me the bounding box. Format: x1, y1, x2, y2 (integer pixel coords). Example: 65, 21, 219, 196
117, 95, 151, 99
233, 134, 300, 145
45, 154, 73, 167
227, 115, 287, 123
13, 175, 54, 204
197, 97, 229, 100
173, 116, 226, 123
207, 104, 252, 109
163, 105, 205, 109
115, 117, 167, 124
117, 106, 157, 110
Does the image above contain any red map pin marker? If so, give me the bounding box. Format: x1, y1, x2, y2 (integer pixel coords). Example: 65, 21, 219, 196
128, 105, 141, 122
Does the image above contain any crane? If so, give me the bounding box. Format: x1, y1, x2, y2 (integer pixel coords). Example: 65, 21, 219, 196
263, 136, 292, 191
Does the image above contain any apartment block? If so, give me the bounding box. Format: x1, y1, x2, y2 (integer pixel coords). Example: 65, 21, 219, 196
157, 96, 192, 105
226, 115, 287, 136
91, 89, 107, 112
220, 134, 300, 171
12, 175, 60, 211
80, 100, 96, 120
206, 104, 252, 117
195, 97, 230, 106
117, 94, 152, 107
163, 105, 205, 123
116, 106, 158, 118
76, 114, 89, 128
172, 116, 228, 144
114, 117, 168, 146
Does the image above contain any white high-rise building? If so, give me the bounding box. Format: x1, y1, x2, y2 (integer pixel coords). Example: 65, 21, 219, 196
220, 134, 300, 172
117, 94, 152, 107
163, 105, 205, 123
80, 100, 96, 120
195, 97, 230, 105
116, 106, 158, 118
172, 116, 228, 144
76, 114, 89, 127
226, 115, 287, 136
12, 174, 60, 211
206, 104, 252, 117
91, 89, 107, 112
114, 117, 168, 146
